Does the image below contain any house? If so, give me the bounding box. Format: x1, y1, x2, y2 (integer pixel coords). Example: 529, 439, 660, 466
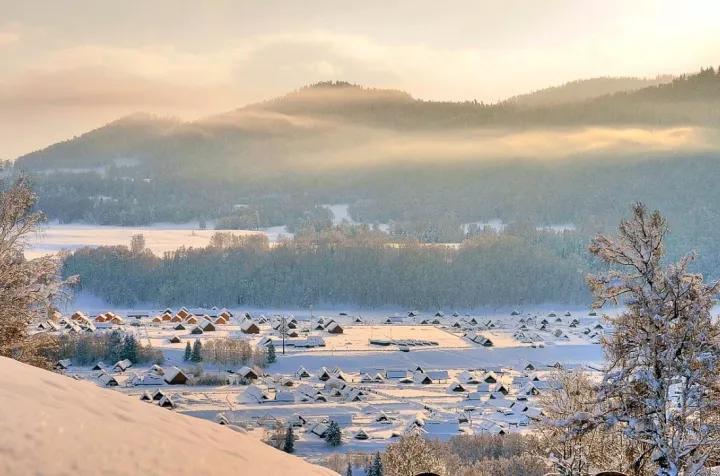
91, 362, 106, 371
163, 367, 188, 385
245, 384, 270, 402
185, 316, 199, 324
386, 369, 409, 380
426, 370, 449, 382
296, 367, 311, 379
140, 391, 152, 401
413, 371, 433, 384
169, 336, 182, 344
54, 359, 72, 370
448, 382, 467, 393
97, 372, 118, 387
130, 373, 165, 386
170, 314, 183, 323
354, 429, 369, 440
174, 323, 186, 331
275, 390, 296, 402
158, 395, 175, 408
190, 326, 204, 335
241, 321, 260, 334
237, 366, 259, 381
422, 419, 460, 440
199, 320, 216, 332
457, 371, 480, 384
70, 311, 88, 321
326, 322, 343, 334
310, 422, 329, 438
214, 316, 228, 325
113, 359, 132, 372
152, 389, 166, 401
482, 372, 498, 384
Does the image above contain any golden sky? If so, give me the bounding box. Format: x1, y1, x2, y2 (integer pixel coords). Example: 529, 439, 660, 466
1, 0, 718, 160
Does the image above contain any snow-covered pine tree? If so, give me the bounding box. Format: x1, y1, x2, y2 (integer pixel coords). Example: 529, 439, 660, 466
367, 452, 383, 476
283, 426, 294, 453
267, 341, 276, 364
345, 462, 352, 476
122, 334, 138, 363
183, 341, 191, 361
584, 203, 720, 476
191, 339, 203, 362
107, 329, 124, 363
326, 421, 342, 447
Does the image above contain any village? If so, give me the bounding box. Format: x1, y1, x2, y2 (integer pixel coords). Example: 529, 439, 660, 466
41, 306, 608, 460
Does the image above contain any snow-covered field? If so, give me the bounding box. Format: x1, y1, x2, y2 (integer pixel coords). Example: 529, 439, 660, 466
45, 306, 608, 463
25, 223, 292, 258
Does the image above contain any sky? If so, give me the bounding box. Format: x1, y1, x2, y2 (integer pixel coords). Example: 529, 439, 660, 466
1, 0, 719, 160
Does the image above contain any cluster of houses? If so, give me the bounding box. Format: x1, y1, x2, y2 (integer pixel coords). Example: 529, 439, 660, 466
211, 363, 567, 444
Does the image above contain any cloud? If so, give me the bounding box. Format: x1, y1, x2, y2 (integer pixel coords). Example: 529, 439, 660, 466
0, 30, 19, 47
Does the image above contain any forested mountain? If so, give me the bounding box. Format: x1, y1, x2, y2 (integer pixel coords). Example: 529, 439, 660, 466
8, 69, 720, 264
505, 76, 673, 107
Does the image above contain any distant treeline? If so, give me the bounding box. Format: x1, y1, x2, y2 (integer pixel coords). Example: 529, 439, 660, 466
62, 227, 594, 308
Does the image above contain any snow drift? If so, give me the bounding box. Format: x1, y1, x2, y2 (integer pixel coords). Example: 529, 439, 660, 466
0, 357, 337, 476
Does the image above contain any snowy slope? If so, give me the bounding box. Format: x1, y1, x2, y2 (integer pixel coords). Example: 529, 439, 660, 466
0, 357, 337, 476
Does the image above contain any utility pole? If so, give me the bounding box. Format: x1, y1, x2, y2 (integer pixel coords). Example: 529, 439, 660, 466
280, 316, 287, 355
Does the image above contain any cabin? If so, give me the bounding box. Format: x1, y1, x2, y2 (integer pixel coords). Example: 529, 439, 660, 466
354, 429, 369, 440
170, 314, 183, 323
54, 359, 72, 370
163, 367, 188, 385
200, 320, 216, 332
241, 321, 260, 334
174, 323, 186, 331
152, 389, 166, 401
140, 391, 152, 402
413, 372, 433, 384
310, 422, 329, 438
169, 336, 182, 344
448, 382, 467, 392
386, 369, 409, 380
245, 385, 270, 402
238, 366, 259, 381
296, 367, 311, 379
214, 316, 228, 325
97, 372, 118, 387
326, 322, 343, 334
158, 395, 175, 408
113, 359, 132, 372
185, 316, 199, 324
151, 316, 163, 323
190, 326, 204, 335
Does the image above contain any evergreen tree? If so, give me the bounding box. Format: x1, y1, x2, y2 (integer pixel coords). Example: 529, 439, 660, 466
122, 334, 138, 363
266, 341, 276, 364
184, 341, 191, 361
345, 462, 352, 476
283, 426, 294, 454
107, 329, 124, 363
368, 452, 383, 476
191, 339, 203, 362
325, 421, 342, 447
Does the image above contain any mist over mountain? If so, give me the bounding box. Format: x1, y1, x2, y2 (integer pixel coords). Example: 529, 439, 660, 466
8, 69, 720, 275
505, 76, 674, 107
